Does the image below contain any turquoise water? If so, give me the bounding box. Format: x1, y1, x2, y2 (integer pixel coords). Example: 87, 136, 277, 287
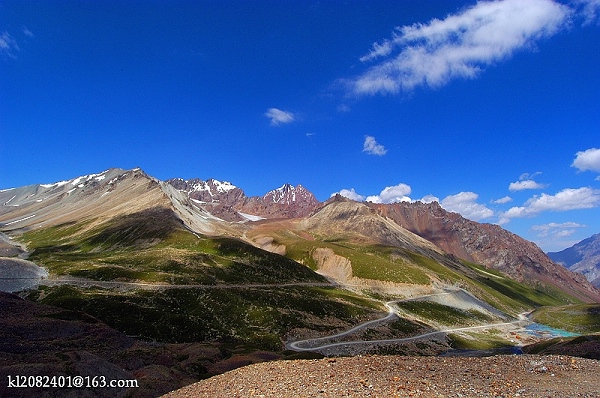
525, 323, 580, 338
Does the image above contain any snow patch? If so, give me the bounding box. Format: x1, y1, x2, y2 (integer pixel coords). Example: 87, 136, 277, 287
212, 179, 236, 193
238, 212, 266, 221
41, 180, 69, 188
4, 214, 36, 226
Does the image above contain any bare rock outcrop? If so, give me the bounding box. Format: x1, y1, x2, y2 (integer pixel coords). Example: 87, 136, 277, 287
312, 247, 352, 282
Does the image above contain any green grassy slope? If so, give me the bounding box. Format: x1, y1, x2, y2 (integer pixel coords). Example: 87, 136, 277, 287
27, 285, 381, 348
22, 208, 326, 285
15, 206, 587, 353
18, 208, 385, 349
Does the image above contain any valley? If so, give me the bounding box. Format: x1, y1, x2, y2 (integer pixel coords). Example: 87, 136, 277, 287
1, 168, 599, 397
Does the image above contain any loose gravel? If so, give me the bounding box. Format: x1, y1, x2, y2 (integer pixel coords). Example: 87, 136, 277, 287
162, 354, 599, 397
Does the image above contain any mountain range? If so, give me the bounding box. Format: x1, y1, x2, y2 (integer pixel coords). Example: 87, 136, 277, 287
1, 167, 598, 303
2, 167, 600, 396
548, 233, 600, 288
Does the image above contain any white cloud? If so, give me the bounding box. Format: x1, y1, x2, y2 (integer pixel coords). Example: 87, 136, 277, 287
509, 180, 548, 191
420, 194, 440, 204
348, 0, 571, 96
332, 188, 365, 202
363, 135, 387, 156
572, 148, 600, 176
366, 183, 412, 204
440, 192, 495, 221
0, 31, 19, 58
493, 196, 513, 204
331, 183, 412, 204
503, 187, 600, 218
264, 108, 295, 126
509, 171, 547, 191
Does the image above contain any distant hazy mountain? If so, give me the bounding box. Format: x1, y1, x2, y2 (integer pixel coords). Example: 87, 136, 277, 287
548, 234, 600, 288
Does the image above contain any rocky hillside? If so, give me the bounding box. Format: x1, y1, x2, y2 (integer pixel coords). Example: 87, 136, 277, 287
548, 233, 600, 287
368, 201, 600, 303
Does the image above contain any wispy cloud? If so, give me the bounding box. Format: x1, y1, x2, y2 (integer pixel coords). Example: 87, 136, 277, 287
22, 26, 34, 38
576, 0, 600, 25
440, 191, 494, 221
337, 104, 351, 113
531, 221, 588, 251
572, 148, 600, 179
0, 31, 20, 59
1, 27, 34, 59
347, 0, 571, 96
531, 221, 586, 238
264, 108, 295, 126
366, 183, 412, 204
503, 187, 600, 219
362, 135, 387, 156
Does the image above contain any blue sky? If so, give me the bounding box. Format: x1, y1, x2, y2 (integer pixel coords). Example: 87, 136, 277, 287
1, 0, 600, 252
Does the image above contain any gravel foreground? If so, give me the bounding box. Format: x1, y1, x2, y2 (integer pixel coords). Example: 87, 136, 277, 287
162, 354, 599, 397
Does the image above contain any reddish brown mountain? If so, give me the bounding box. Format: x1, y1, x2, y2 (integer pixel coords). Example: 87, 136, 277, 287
166, 179, 320, 221
367, 201, 600, 303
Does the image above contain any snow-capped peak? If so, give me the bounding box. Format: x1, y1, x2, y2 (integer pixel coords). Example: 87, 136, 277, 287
40, 169, 112, 189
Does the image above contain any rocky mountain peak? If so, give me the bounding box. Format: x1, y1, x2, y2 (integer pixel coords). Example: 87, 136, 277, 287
262, 184, 318, 206
166, 178, 244, 204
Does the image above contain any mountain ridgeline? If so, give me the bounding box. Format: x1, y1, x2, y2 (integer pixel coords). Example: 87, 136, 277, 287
1, 167, 599, 304
166, 177, 319, 221
548, 233, 600, 288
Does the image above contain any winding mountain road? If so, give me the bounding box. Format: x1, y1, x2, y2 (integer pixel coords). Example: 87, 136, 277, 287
286, 291, 530, 353
37, 275, 531, 354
